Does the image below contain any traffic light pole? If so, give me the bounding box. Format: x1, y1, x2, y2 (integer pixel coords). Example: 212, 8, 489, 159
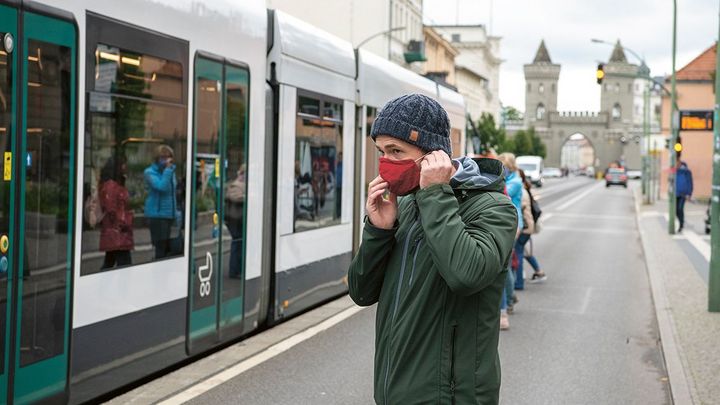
668, 0, 678, 235
708, 5, 720, 312
644, 84, 650, 204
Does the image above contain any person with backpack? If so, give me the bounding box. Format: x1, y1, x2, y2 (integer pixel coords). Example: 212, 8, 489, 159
519, 169, 546, 283
348, 94, 517, 404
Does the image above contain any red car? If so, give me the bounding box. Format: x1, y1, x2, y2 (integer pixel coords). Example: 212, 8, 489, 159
605, 167, 628, 188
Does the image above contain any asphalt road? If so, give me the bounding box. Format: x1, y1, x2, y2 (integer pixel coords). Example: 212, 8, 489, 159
186, 177, 671, 404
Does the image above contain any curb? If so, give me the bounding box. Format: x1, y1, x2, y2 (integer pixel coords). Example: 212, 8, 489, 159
633, 188, 695, 405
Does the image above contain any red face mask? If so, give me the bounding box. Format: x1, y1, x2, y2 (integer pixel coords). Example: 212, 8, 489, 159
378, 156, 422, 196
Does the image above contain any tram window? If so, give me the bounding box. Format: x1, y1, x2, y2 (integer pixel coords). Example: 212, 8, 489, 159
20, 39, 72, 366
81, 17, 188, 276
294, 92, 343, 233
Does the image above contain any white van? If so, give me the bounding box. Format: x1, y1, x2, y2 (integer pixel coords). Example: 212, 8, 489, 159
516, 155, 544, 187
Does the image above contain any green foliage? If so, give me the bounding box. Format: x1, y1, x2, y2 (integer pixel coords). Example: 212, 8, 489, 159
474, 112, 507, 154
503, 106, 523, 121
506, 127, 546, 158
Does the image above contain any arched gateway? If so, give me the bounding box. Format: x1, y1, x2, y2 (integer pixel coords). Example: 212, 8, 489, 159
509, 40, 643, 172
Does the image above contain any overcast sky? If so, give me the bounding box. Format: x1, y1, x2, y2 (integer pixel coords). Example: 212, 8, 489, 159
423, 0, 717, 114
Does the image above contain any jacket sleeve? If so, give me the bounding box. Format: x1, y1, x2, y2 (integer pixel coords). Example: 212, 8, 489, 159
689, 170, 694, 196
416, 184, 517, 296
145, 166, 175, 192
347, 219, 397, 306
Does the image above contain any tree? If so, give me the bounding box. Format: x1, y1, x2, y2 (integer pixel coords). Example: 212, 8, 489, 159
471, 112, 508, 155
505, 127, 547, 158
503, 106, 523, 121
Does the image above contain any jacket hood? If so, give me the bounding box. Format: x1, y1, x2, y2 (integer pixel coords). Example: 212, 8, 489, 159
450, 157, 505, 193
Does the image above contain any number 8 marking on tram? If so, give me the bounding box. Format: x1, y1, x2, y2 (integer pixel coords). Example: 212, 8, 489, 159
198, 252, 213, 297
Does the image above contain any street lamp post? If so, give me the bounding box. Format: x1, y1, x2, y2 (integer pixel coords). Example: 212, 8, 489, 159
591, 39, 651, 202
355, 26, 407, 50
669, 0, 678, 234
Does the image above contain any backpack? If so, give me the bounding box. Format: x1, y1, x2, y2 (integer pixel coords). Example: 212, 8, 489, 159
84, 189, 104, 228
528, 189, 542, 223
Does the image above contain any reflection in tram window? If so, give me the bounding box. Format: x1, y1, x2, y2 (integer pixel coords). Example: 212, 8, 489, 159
81, 42, 187, 275
0, 42, 11, 375
20, 39, 72, 367
294, 92, 343, 232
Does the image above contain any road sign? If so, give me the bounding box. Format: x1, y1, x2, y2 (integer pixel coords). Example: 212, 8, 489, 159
680, 110, 713, 131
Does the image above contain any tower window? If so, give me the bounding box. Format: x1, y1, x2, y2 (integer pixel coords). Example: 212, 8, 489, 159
615, 83, 620, 93
612, 103, 621, 121
527, 83, 531, 92
552, 83, 556, 93
536, 103, 546, 120
451, 34, 461, 42
539, 83, 544, 94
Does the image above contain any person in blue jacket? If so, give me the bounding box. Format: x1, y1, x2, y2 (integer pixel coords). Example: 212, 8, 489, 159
144, 145, 177, 259
676, 160, 693, 233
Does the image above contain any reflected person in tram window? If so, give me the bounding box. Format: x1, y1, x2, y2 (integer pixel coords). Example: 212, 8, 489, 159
335, 151, 343, 218
348, 94, 517, 404
99, 156, 134, 269
144, 145, 177, 259
224, 164, 245, 279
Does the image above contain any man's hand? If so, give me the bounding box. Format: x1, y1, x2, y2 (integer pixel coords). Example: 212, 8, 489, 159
366, 176, 397, 230
420, 151, 455, 189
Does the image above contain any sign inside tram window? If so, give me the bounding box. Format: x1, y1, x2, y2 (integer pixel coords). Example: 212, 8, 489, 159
679, 110, 713, 131
3, 152, 10, 181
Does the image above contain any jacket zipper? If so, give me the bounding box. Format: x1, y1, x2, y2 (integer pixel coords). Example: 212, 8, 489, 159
408, 239, 423, 286
450, 324, 457, 404
384, 219, 420, 405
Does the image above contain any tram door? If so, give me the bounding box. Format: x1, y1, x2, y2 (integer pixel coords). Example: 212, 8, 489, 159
0, 5, 76, 404
187, 56, 249, 353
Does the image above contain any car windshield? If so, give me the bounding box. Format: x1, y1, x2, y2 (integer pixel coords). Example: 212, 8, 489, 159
519, 164, 537, 171
608, 168, 625, 174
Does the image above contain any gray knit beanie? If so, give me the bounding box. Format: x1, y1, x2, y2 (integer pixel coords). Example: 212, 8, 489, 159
370, 94, 451, 155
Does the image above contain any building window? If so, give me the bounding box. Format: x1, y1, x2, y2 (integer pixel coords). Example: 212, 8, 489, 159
612, 103, 622, 121
536, 103, 545, 120
451, 34, 460, 42
539, 83, 544, 94
294, 91, 343, 232
552, 83, 556, 93
605, 83, 610, 92
615, 83, 620, 93
628, 83, 632, 93
527, 83, 531, 93
82, 15, 188, 275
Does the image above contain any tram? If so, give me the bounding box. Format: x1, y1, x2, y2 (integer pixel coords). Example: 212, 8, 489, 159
0, 1, 467, 403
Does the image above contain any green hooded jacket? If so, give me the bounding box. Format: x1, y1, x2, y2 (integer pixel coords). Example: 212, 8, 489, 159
348, 157, 517, 405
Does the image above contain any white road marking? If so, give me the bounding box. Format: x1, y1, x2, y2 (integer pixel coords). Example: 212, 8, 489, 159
157, 305, 365, 405
579, 287, 592, 314
683, 229, 710, 262
554, 182, 604, 211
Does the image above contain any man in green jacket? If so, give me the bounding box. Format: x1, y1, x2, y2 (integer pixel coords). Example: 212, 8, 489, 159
348, 94, 517, 404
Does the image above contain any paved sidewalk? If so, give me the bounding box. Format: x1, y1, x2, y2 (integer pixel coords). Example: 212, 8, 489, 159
635, 191, 720, 405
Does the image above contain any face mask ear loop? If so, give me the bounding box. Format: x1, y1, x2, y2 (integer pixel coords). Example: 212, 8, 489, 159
414, 152, 432, 163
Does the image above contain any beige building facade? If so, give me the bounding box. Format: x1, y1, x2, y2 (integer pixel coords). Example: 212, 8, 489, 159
422, 26, 458, 87
659, 44, 716, 200
429, 24, 502, 122
266, 0, 425, 73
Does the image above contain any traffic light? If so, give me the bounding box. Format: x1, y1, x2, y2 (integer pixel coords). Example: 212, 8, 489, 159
674, 135, 682, 158
596, 63, 605, 84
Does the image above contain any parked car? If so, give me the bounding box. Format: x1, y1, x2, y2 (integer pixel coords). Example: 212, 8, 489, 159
605, 167, 628, 188
517, 155, 544, 187
585, 166, 595, 178
544, 167, 562, 178
626, 169, 642, 179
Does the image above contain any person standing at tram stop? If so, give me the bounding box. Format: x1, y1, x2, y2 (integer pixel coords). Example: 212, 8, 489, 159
675, 159, 693, 233
348, 94, 517, 404
99, 156, 134, 269
144, 144, 177, 259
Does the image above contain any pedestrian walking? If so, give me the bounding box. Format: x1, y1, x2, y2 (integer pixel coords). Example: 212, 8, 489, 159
676, 160, 693, 233
518, 169, 546, 283
348, 94, 517, 404
497, 153, 523, 330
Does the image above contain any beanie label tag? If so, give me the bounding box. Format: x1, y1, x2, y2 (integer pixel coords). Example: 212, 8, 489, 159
409, 129, 419, 142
